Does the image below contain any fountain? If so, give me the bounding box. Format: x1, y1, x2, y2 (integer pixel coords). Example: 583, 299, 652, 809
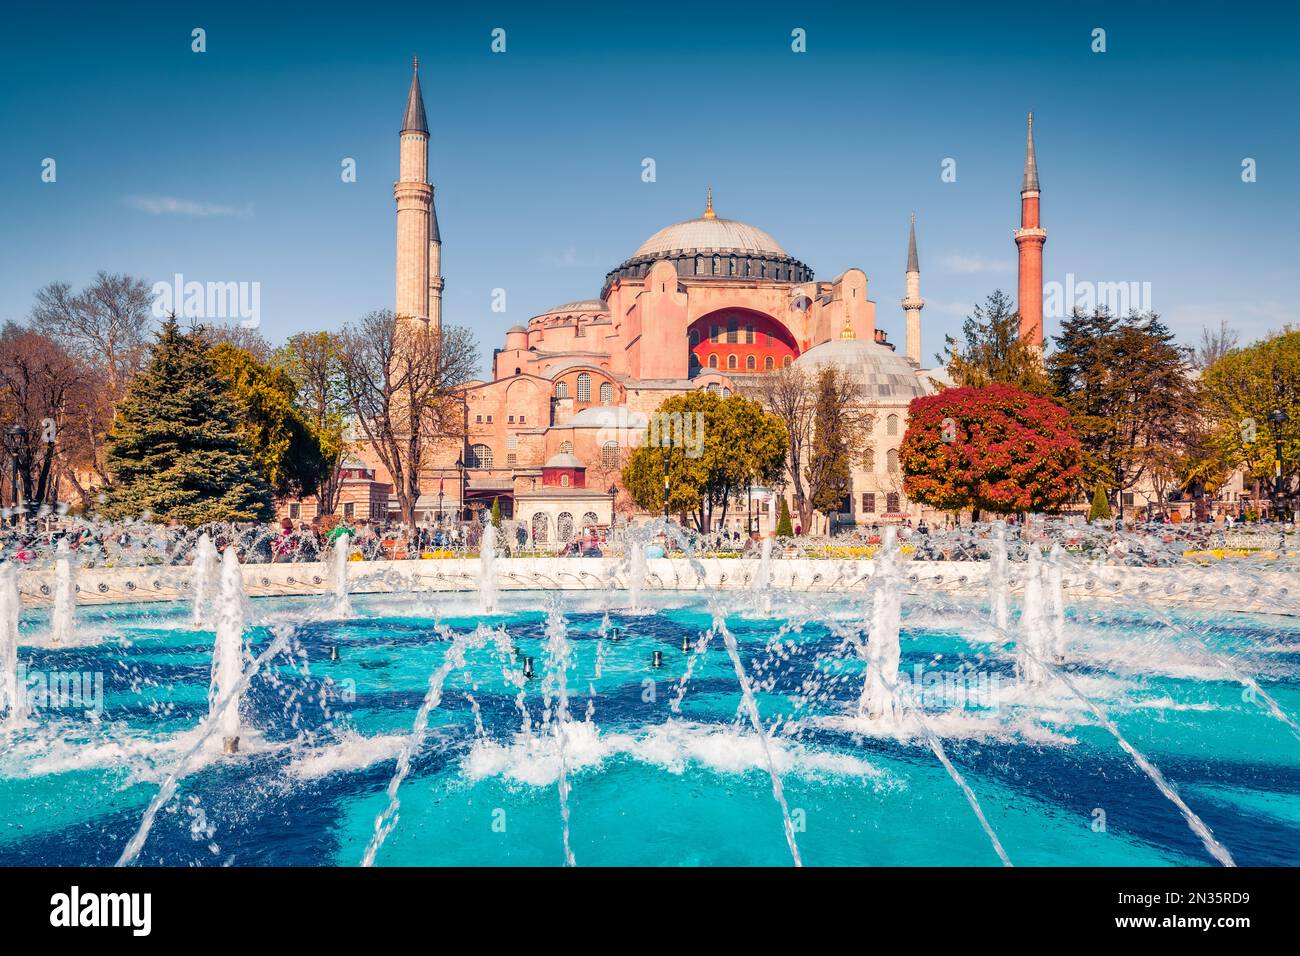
479, 521, 498, 613
190, 532, 218, 628
1046, 542, 1066, 662
755, 536, 774, 616
209, 547, 248, 753
1017, 546, 1050, 685
330, 532, 352, 617
0, 513, 1294, 868
988, 521, 1009, 632
50, 537, 76, 645
0, 563, 23, 730
627, 535, 647, 612
859, 526, 902, 719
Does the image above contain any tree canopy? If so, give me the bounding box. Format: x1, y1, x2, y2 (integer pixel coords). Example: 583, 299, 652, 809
622, 390, 786, 532
103, 317, 273, 523
900, 383, 1082, 517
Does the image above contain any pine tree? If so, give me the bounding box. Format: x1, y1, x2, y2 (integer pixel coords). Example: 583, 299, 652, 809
490, 496, 502, 527
1088, 485, 1111, 523
103, 317, 274, 523
776, 498, 794, 537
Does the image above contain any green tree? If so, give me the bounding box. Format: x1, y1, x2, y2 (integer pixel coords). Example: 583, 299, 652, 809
775, 497, 793, 537
1088, 485, 1111, 522
275, 331, 350, 516
490, 496, 502, 527
941, 290, 1051, 395
209, 341, 330, 501
1048, 309, 1195, 514
622, 390, 786, 532
103, 317, 273, 523
1200, 329, 1300, 499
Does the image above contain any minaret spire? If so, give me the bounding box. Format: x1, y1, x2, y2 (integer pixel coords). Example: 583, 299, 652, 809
902, 211, 924, 367
1014, 112, 1046, 350
395, 58, 433, 327
1022, 111, 1039, 192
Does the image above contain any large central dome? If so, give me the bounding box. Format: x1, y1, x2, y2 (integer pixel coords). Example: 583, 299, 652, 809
602, 192, 811, 295
633, 216, 786, 259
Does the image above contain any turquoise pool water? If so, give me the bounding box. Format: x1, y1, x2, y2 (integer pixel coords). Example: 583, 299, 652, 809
1, 590, 1297, 866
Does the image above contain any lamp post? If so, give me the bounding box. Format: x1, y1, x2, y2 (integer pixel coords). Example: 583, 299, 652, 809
5, 424, 26, 528
437, 475, 445, 526
1268, 408, 1289, 524
454, 455, 465, 524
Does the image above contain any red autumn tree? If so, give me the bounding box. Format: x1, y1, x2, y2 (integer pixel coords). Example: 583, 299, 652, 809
899, 383, 1082, 517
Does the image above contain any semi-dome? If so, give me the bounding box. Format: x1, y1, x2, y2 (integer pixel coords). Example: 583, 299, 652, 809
543, 452, 585, 469
793, 336, 928, 401
633, 217, 786, 259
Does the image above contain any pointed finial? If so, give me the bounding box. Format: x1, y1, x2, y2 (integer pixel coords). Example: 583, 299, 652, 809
906, 211, 919, 274
702, 186, 717, 220
840, 315, 855, 340
1021, 111, 1040, 192
413, 55, 419, 72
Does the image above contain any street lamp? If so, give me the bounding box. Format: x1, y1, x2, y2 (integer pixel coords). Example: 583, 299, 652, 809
1268, 409, 1289, 523
455, 454, 466, 523
4, 424, 26, 527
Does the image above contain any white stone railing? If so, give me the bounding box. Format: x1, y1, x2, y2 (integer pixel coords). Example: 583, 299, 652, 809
10, 556, 1295, 617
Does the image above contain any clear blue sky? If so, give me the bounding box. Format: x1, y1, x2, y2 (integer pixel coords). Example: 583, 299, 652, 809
2, 0, 1296, 372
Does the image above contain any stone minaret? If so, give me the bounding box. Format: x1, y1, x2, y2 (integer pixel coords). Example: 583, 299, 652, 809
395, 57, 440, 329
1014, 112, 1046, 349
902, 212, 924, 367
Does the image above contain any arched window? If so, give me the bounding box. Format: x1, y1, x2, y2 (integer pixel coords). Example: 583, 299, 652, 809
710, 324, 721, 343
887, 448, 899, 473
712, 255, 721, 275
727, 354, 738, 369
690, 353, 701, 370
560, 474, 570, 487
469, 443, 493, 469
782, 356, 792, 368
886, 413, 900, 436
599, 382, 613, 404
531, 513, 550, 544
696, 256, 705, 275
764, 356, 774, 370
727, 318, 737, 343
746, 355, 756, 370
689, 329, 700, 347
576, 372, 591, 402
708, 354, 718, 369
559, 441, 573, 455
602, 441, 619, 469
886, 492, 900, 513
744, 325, 754, 344
863, 446, 876, 471
557, 512, 574, 542
582, 511, 599, 529
555, 381, 569, 399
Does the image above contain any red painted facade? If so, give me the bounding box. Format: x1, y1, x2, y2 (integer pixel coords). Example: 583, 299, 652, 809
687, 310, 800, 374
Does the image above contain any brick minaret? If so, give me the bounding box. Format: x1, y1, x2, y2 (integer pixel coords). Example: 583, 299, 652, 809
1014, 112, 1046, 349
395, 57, 441, 329
902, 211, 924, 367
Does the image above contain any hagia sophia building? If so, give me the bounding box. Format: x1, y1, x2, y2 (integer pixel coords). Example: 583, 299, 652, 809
294, 61, 1047, 542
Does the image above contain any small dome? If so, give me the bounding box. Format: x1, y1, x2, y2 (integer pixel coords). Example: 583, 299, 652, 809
633, 217, 786, 259
506, 324, 528, 334
793, 338, 927, 401
543, 452, 585, 469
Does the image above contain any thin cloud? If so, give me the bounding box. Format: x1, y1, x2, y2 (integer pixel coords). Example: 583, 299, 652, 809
124, 195, 253, 217
937, 253, 1013, 275
542, 246, 601, 268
